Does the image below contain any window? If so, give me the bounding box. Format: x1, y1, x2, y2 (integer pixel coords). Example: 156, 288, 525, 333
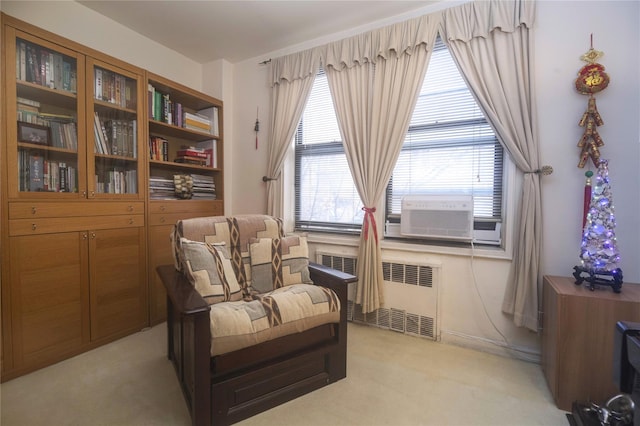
385, 37, 503, 227
294, 70, 363, 233
295, 37, 504, 239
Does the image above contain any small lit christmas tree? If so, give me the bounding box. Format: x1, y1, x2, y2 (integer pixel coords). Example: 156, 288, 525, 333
573, 159, 623, 292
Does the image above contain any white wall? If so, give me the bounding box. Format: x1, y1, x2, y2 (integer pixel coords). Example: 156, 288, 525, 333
536, 0, 640, 284
0, 1, 203, 91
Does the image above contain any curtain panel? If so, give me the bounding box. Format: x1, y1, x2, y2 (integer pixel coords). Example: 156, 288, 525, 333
265, 49, 320, 218
442, 0, 541, 331
323, 15, 439, 313
266, 0, 541, 329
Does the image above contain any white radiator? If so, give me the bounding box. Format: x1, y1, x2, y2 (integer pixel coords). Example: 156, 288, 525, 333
316, 252, 441, 340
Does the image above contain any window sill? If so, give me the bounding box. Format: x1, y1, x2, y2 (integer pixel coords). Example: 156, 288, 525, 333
304, 232, 512, 261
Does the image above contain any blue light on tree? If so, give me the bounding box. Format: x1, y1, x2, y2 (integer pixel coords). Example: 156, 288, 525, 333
573, 159, 623, 292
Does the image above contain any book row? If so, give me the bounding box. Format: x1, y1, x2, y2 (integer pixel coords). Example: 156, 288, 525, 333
93, 113, 138, 158
18, 97, 78, 150
18, 151, 77, 193
94, 67, 137, 109
147, 83, 219, 137
148, 138, 217, 168
95, 169, 137, 194
16, 39, 77, 93
149, 136, 169, 161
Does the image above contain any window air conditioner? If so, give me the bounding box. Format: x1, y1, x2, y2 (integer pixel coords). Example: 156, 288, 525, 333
400, 195, 474, 241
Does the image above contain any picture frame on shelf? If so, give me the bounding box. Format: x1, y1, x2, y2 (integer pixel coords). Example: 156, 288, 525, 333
18, 122, 50, 146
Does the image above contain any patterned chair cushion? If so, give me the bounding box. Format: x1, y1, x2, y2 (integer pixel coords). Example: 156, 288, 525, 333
179, 238, 243, 304
227, 215, 284, 295
172, 216, 230, 271
208, 283, 340, 356
249, 236, 313, 294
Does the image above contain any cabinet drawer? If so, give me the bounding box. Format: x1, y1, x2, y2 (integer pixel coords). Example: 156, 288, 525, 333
9, 202, 144, 219
149, 212, 212, 226
9, 214, 145, 236
149, 200, 222, 215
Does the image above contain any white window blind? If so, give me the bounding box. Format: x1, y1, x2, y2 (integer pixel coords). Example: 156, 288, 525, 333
386, 37, 503, 222
295, 37, 504, 237
295, 70, 363, 232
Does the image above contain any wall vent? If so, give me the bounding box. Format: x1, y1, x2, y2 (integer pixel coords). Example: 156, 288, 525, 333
317, 252, 440, 341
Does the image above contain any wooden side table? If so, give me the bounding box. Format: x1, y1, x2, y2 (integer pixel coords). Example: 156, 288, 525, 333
541, 275, 640, 411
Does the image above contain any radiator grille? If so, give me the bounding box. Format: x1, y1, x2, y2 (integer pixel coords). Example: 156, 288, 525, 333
317, 252, 439, 340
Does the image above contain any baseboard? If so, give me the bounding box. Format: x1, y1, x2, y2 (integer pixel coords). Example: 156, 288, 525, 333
440, 329, 541, 363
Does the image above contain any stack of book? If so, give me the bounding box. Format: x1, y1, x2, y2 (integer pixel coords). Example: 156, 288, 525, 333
149, 176, 175, 199
191, 173, 216, 199
183, 112, 211, 134
174, 146, 208, 166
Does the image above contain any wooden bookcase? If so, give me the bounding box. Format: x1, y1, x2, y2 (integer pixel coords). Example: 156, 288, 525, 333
541, 275, 640, 411
0, 14, 224, 379
146, 72, 224, 325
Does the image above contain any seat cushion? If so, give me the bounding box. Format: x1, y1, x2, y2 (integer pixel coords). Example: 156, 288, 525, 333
208, 283, 340, 356
249, 235, 313, 293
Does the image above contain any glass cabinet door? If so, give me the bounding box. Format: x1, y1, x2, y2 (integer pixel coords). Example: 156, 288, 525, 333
86, 58, 144, 199
6, 28, 86, 199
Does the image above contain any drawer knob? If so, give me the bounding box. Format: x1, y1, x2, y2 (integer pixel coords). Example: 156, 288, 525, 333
128, 205, 134, 212
160, 205, 166, 211
31, 206, 37, 214
160, 217, 165, 223
91, 232, 96, 239
129, 218, 134, 225
83, 233, 88, 240
31, 223, 37, 231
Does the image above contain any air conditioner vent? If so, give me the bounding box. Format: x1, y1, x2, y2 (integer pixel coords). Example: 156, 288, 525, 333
382, 261, 433, 288
406, 313, 419, 335
316, 252, 440, 341
401, 194, 473, 240
353, 303, 365, 323
390, 308, 405, 333
377, 308, 391, 329
347, 300, 354, 322
420, 316, 435, 338
319, 254, 357, 275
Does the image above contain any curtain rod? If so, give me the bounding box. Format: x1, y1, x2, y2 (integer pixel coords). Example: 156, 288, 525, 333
259, 59, 271, 65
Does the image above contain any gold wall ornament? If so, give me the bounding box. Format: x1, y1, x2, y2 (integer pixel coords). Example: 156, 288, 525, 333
575, 37, 610, 168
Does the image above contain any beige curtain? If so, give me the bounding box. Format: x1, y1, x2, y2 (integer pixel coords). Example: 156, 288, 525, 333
265, 49, 321, 217
442, 0, 541, 331
323, 14, 440, 313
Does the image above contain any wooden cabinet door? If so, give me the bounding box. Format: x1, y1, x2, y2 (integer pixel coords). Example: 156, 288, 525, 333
89, 227, 147, 342
148, 223, 174, 325
9, 232, 89, 371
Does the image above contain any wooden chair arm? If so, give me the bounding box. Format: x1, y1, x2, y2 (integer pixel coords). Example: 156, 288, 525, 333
156, 264, 210, 316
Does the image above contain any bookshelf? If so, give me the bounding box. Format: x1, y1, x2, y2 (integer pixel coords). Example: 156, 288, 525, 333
1, 14, 148, 381
145, 72, 224, 324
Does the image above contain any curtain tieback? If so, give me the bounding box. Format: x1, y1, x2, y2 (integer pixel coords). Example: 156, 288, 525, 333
362, 207, 379, 243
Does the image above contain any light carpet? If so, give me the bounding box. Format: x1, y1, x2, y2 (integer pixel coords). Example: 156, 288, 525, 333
1, 322, 568, 425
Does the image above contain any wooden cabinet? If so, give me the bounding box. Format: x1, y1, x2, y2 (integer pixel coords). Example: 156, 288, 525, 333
8, 232, 89, 374
541, 275, 640, 411
148, 200, 223, 325
1, 15, 148, 381
145, 73, 224, 325
1, 13, 225, 380
86, 57, 145, 200
89, 227, 147, 341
